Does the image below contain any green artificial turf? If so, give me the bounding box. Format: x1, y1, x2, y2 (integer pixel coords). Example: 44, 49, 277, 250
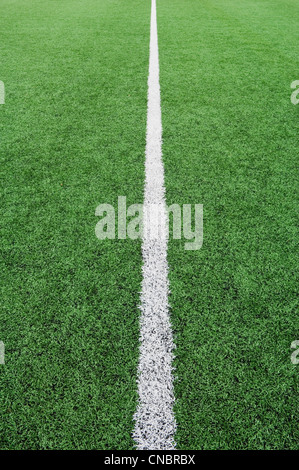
0, 0, 150, 450
0, 0, 298, 451
158, 0, 299, 450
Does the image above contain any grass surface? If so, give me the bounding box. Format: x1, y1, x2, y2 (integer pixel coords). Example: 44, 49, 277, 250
158, 0, 299, 450
0, 0, 149, 450
0, 0, 298, 450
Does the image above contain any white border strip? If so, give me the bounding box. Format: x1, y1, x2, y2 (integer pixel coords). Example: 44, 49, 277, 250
133, 0, 176, 450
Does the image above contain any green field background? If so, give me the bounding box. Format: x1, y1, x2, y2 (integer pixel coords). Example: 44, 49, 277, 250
159, 0, 299, 450
0, 0, 298, 450
0, 0, 149, 449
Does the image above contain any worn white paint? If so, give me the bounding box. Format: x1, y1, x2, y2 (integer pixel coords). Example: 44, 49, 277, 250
132, 0, 176, 450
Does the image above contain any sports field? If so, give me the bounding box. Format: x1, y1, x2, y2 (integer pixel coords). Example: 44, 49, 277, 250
0, 0, 298, 450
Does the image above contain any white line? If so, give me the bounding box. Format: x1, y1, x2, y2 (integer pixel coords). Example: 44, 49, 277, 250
0, 81, 5, 105
132, 0, 176, 450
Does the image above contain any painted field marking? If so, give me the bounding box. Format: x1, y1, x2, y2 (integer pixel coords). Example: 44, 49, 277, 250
132, 0, 176, 450
0, 342, 4, 365
0, 81, 5, 104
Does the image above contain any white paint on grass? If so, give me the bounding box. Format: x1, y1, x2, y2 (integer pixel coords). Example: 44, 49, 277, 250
0, 81, 5, 104
0, 341, 4, 365
132, 0, 176, 450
